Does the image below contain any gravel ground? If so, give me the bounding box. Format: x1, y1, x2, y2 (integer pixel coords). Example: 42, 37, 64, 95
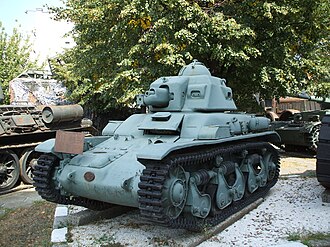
198, 177, 329, 247
65, 154, 330, 247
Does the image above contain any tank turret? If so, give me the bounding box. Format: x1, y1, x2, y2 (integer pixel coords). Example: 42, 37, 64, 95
33, 60, 280, 231
137, 60, 237, 112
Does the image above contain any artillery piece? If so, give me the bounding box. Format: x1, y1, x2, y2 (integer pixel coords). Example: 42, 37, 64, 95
33, 60, 280, 230
0, 85, 95, 191
269, 93, 330, 152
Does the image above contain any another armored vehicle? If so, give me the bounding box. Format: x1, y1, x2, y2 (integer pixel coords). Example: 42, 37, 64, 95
33, 61, 280, 230
270, 94, 330, 152
317, 113, 330, 189
0, 87, 94, 191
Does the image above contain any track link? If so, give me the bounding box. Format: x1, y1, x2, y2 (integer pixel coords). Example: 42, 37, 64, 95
33, 154, 113, 210
138, 142, 280, 231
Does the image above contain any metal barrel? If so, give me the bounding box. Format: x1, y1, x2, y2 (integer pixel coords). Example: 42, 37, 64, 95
42, 104, 84, 124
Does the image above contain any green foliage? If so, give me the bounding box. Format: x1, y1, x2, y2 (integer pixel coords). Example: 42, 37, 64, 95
50, 0, 330, 111
0, 22, 38, 103
222, 0, 330, 102
287, 231, 330, 246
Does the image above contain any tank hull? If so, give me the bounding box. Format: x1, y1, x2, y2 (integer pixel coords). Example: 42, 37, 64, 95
34, 112, 280, 230
271, 121, 321, 151
58, 137, 145, 207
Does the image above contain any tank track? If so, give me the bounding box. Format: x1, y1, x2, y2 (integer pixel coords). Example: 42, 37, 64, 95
138, 142, 280, 231
33, 154, 113, 210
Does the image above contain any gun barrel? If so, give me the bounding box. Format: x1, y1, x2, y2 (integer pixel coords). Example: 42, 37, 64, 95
297, 93, 330, 104
308, 96, 330, 104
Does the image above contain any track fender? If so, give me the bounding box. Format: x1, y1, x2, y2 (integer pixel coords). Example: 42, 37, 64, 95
35, 139, 56, 154
137, 131, 281, 161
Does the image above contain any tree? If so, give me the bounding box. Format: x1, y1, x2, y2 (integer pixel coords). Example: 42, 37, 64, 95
50, 0, 330, 111
0, 22, 38, 103
220, 0, 330, 106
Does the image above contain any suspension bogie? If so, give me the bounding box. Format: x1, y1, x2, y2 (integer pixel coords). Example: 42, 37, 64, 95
137, 142, 279, 230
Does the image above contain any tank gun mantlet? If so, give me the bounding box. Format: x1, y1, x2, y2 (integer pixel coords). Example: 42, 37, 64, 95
137, 60, 237, 112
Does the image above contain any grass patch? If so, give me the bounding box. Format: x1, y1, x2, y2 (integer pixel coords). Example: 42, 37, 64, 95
287, 232, 330, 246
279, 170, 316, 180
301, 170, 316, 178
0, 200, 56, 247
66, 223, 74, 243
0, 207, 14, 220
93, 234, 124, 247
151, 236, 182, 246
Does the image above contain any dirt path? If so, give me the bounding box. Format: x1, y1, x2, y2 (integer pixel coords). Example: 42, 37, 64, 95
279, 151, 316, 175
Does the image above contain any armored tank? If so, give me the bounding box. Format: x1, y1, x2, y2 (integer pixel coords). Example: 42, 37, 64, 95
270, 93, 330, 152
0, 86, 95, 191
33, 61, 280, 230
317, 113, 330, 189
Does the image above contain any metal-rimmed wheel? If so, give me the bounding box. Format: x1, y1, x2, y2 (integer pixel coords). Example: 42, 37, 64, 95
19, 148, 41, 184
0, 164, 6, 184
0, 150, 20, 191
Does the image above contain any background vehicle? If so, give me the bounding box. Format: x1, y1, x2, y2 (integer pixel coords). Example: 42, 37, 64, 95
267, 94, 330, 152
33, 61, 280, 230
317, 113, 330, 189
0, 71, 95, 192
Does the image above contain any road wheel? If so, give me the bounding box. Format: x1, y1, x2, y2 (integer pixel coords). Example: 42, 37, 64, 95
20, 148, 41, 184
0, 150, 20, 191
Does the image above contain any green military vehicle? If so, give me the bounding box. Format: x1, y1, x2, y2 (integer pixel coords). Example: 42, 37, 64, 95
270, 93, 330, 152
0, 85, 95, 192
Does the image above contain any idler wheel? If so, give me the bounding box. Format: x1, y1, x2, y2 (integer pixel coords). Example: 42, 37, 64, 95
163, 165, 188, 219
263, 149, 278, 181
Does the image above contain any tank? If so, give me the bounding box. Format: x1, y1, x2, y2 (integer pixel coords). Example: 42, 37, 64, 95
269, 93, 330, 152
317, 113, 330, 189
0, 87, 95, 191
33, 60, 280, 230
